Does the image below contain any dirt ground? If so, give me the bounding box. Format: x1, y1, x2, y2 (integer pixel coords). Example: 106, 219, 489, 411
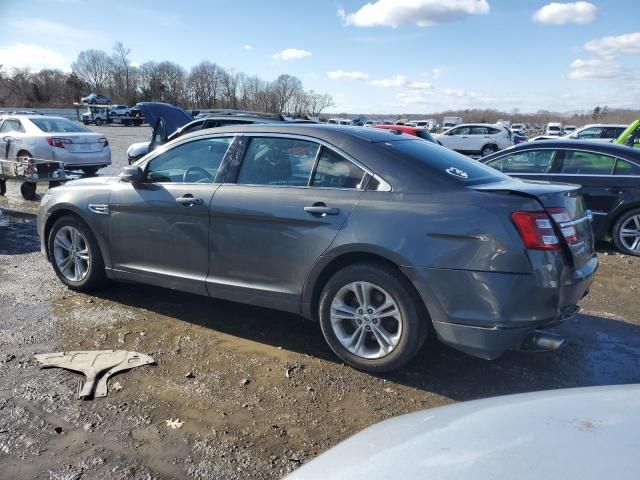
1, 125, 639, 479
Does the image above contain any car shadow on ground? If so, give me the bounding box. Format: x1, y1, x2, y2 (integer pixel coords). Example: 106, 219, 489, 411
94, 282, 640, 402
0, 209, 40, 255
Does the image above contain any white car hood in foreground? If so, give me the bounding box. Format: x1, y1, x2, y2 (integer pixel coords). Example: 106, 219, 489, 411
286, 385, 640, 480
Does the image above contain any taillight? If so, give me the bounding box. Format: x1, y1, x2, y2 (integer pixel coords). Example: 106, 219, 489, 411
98, 137, 109, 147
46, 137, 72, 148
547, 207, 578, 243
511, 211, 560, 250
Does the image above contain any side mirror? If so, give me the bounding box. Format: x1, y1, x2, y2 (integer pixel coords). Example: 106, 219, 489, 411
119, 165, 143, 183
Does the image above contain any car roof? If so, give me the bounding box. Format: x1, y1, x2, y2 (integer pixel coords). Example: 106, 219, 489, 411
578, 123, 628, 129
0, 114, 67, 121
481, 139, 640, 162
179, 123, 412, 144
450, 123, 505, 128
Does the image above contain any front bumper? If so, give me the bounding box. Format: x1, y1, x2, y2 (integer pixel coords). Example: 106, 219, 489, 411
401, 255, 598, 359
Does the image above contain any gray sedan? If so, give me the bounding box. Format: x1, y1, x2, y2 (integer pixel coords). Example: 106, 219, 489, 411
37, 125, 597, 372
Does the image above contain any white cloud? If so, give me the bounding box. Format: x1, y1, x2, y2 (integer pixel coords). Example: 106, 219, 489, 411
9, 18, 103, 45
585, 32, 640, 56
370, 75, 408, 87
327, 70, 369, 80
533, 2, 597, 25
409, 81, 432, 90
567, 57, 627, 80
272, 48, 311, 61
244, 44, 253, 50
0, 43, 67, 71
339, 0, 489, 28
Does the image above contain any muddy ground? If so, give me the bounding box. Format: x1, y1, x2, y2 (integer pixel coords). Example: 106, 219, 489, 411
1, 125, 639, 479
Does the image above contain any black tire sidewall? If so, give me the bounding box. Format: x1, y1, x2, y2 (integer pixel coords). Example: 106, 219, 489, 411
613, 208, 640, 256
47, 216, 105, 291
318, 263, 426, 372
481, 145, 496, 156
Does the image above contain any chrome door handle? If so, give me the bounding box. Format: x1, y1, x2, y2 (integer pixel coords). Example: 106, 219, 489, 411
176, 196, 203, 206
304, 205, 340, 216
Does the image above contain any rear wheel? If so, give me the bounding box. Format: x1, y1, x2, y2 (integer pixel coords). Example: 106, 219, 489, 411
613, 208, 640, 256
318, 263, 427, 372
48, 216, 106, 291
95, 118, 102, 126
481, 144, 498, 157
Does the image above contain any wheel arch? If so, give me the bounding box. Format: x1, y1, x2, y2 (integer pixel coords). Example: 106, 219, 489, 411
43, 206, 109, 267
609, 202, 640, 236
301, 247, 431, 323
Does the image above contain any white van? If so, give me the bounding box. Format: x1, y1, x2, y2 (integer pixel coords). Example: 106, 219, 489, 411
546, 122, 563, 136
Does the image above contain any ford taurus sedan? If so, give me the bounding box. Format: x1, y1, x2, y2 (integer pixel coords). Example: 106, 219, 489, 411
37, 125, 597, 372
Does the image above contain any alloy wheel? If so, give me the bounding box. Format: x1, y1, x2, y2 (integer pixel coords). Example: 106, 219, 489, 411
53, 226, 91, 282
619, 214, 640, 253
330, 281, 403, 359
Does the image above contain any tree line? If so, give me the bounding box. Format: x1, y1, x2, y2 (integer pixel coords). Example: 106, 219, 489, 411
0, 42, 334, 116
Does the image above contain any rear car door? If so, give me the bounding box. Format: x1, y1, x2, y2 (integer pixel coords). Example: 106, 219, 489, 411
108, 135, 235, 294
0, 118, 26, 160
208, 134, 367, 312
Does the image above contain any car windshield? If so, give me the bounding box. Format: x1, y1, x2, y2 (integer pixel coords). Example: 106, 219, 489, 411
381, 139, 508, 185
31, 118, 91, 133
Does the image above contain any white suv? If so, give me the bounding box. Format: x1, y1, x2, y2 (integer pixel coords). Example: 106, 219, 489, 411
432, 123, 513, 156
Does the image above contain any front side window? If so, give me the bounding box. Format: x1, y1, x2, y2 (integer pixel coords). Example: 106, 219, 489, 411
576, 127, 603, 139
237, 137, 319, 186
311, 147, 366, 189
146, 137, 233, 183
487, 150, 555, 174
450, 127, 470, 135
560, 150, 615, 174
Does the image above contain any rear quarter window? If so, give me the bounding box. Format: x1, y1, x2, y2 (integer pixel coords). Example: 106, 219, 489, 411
381, 139, 508, 185
614, 159, 640, 176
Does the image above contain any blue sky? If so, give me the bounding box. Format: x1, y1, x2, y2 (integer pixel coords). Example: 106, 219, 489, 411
0, 0, 638, 114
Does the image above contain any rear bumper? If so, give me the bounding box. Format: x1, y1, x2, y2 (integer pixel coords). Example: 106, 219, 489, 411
52, 149, 111, 168
401, 255, 598, 359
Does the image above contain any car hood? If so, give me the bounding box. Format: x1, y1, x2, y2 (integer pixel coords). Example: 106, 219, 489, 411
286, 385, 640, 480
135, 102, 192, 137
62, 176, 115, 188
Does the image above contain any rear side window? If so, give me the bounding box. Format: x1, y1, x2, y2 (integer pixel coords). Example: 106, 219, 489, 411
614, 159, 640, 176
311, 147, 366, 189
576, 127, 603, 139
560, 151, 615, 174
380, 140, 508, 185
471, 126, 489, 135
0, 119, 25, 133
237, 137, 319, 186
487, 150, 555, 174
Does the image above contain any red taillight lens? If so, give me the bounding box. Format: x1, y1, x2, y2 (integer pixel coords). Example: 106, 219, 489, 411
98, 137, 109, 147
547, 207, 578, 243
46, 137, 72, 148
511, 211, 560, 250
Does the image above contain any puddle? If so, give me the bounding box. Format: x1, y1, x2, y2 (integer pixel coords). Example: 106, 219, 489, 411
0, 208, 40, 254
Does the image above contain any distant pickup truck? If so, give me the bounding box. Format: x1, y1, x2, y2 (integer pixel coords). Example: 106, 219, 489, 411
616, 120, 640, 149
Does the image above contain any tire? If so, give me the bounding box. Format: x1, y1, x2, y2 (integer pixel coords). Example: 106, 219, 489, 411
95, 118, 102, 126
0, 179, 6, 196
612, 207, 640, 256
49, 181, 62, 189
47, 215, 106, 291
318, 262, 428, 372
90, 99, 96, 104
19, 182, 36, 200
82, 166, 99, 176
481, 144, 498, 157
106, 100, 111, 105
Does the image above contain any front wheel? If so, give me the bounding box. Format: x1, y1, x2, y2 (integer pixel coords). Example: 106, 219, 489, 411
613, 208, 640, 256
48, 216, 106, 291
318, 263, 427, 372
95, 118, 102, 126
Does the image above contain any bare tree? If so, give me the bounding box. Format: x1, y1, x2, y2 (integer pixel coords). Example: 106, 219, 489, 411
72, 49, 113, 93
112, 42, 133, 103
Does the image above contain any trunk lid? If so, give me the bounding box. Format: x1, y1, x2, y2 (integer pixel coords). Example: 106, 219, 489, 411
54, 133, 106, 153
473, 178, 595, 267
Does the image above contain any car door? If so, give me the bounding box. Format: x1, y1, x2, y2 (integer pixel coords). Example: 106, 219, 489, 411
0, 118, 26, 161
108, 135, 236, 295
469, 126, 490, 152
442, 126, 469, 151
208, 134, 367, 312
544, 149, 638, 237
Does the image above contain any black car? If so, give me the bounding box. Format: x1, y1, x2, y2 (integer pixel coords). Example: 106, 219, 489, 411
481, 140, 640, 255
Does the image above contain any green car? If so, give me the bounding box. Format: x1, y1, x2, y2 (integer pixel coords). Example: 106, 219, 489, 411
615, 119, 640, 148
